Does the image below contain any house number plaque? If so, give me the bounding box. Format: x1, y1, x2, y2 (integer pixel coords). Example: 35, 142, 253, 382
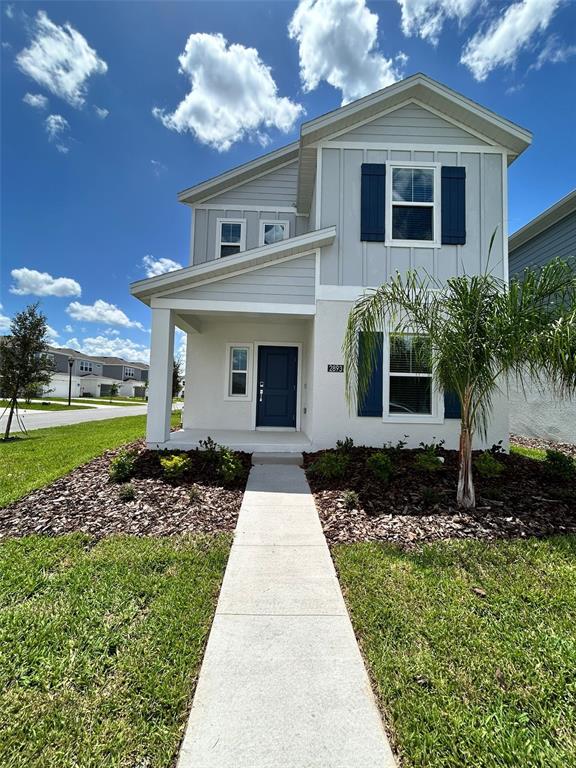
327, 364, 344, 372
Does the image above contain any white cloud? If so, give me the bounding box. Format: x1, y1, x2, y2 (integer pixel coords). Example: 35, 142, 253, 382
45, 113, 71, 152
288, 0, 407, 105
45, 325, 60, 342
530, 33, 576, 70
94, 105, 108, 119
15, 10, 107, 107
0, 304, 11, 332
10, 267, 81, 297
461, 0, 563, 81
65, 334, 150, 364
397, 0, 479, 44
64, 324, 74, 333
23, 92, 48, 109
151, 159, 167, 177
142, 255, 183, 278
153, 32, 303, 151
66, 299, 145, 331
5, 4, 14, 19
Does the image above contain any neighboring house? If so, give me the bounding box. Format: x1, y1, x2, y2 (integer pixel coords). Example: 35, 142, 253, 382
43, 347, 149, 399
508, 189, 576, 444
131, 73, 532, 452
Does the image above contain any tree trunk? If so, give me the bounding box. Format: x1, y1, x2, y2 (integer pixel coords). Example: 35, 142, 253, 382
4, 396, 17, 441
457, 424, 475, 508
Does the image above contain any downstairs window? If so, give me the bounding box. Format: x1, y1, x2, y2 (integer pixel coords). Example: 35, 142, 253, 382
388, 334, 432, 415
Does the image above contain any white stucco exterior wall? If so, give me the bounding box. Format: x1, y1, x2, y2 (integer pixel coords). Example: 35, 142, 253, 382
509, 379, 576, 444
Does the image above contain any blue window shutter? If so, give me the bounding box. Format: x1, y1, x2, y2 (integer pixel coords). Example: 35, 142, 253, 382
441, 166, 466, 245
444, 390, 461, 419
358, 332, 383, 417
361, 164, 385, 242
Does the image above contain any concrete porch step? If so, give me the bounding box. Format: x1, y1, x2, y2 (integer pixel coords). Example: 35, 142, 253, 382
251, 452, 303, 466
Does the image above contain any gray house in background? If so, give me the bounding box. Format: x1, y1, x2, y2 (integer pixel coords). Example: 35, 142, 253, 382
508, 189, 576, 444
44, 346, 149, 399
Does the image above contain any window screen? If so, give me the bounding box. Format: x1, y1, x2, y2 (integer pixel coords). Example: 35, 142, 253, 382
389, 335, 432, 415
263, 222, 287, 245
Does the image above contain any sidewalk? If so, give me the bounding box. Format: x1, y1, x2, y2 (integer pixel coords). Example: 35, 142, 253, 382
177, 462, 396, 768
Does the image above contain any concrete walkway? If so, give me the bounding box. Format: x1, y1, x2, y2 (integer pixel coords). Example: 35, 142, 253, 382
177, 462, 396, 768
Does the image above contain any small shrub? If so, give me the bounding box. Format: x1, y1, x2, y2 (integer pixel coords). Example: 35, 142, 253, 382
109, 450, 137, 483
198, 436, 220, 462
543, 449, 576, 482
218, 447, 244, 484
367, 451, 393, 483
309, 452, 349, 480
189, 484, 203, 503
415, 438, 445, 472
160, 453, 192, 482
341, 489, 360, 510
474, 451, 505, 478
422, 487, 442, 506
118, 483, 135, 502
383, 435, 409, 456
336, 436, 354, 453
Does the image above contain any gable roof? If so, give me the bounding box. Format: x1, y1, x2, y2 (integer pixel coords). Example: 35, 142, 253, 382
177, 73, 532, 214
509, 189, 576, 252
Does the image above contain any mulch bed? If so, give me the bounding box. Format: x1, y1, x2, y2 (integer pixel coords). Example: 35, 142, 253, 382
303, 445, 576, 549
0, 441, 252, 539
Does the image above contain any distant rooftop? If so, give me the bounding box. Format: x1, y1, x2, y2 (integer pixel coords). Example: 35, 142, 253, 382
48, 345, 149, 368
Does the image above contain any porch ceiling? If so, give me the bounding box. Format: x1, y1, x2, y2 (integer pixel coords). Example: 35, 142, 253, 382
174, 310, 313, 335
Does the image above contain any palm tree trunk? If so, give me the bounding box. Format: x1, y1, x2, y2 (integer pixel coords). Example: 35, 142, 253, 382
4, 396, 17, 441
457, 399, 475, 508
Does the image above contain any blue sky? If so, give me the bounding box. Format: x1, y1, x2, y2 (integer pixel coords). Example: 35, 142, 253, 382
1, 0, 575, 361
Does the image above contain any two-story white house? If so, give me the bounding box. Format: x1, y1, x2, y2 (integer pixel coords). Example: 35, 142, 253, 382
131, 73, 531, 453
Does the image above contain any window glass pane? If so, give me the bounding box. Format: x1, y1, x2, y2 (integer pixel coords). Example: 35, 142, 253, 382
392, 168, 433, 203
232, 348, 247, 371
231, 371, 247, 396
392, 205, 433, 240
220, 244, 241, 258
389, 376, 431, 414
221, 222, 241, 243
392, 168, 412, 201
264, 223, 286, 245
390, 335, 431, 373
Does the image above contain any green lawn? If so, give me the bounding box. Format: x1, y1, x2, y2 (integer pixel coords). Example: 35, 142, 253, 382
0, 411, 181, 508
47, 396, 145, 407
334, 536, 576, 768
0, 399, 94, 412
0, 533, 230, 768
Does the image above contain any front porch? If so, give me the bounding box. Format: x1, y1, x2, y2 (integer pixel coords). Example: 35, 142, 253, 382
148, 428, 312, 453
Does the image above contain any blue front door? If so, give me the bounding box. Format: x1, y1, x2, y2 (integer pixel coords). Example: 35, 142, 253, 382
256, 346, 298, 428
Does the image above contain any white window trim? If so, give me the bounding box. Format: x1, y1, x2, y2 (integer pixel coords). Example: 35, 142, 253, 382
124, 366, 135, 379
216, 218, 246, 260
258, 219, 290, 247
382, 332, 443, 424
224, 343, 253, 401
79, 360, 93, 373
385, 161, 441, 249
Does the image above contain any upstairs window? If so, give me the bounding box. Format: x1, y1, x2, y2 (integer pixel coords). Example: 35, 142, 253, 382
124, 366, 135, 379
79, 360, 92, 373
388, 334, 432, 415
388, 165, 439, 245
217, 219, 246, 258
260, 220, 289, 246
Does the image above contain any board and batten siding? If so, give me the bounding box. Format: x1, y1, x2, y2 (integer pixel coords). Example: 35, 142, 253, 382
319, 146, 505, 286
166, 253, 316, 305
330, 103, 490, 146
509, 210, 576, 277
192, 208, 309, 265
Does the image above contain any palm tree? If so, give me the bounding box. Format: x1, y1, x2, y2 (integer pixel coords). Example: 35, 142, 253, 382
343, 257, 576, 508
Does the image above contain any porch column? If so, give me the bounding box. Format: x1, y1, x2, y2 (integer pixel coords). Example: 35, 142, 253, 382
147, 307, 175, 444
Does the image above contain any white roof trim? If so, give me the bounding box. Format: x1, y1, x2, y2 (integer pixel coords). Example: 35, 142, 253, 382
130, 227, 336, 303
509, 189, 576, 252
